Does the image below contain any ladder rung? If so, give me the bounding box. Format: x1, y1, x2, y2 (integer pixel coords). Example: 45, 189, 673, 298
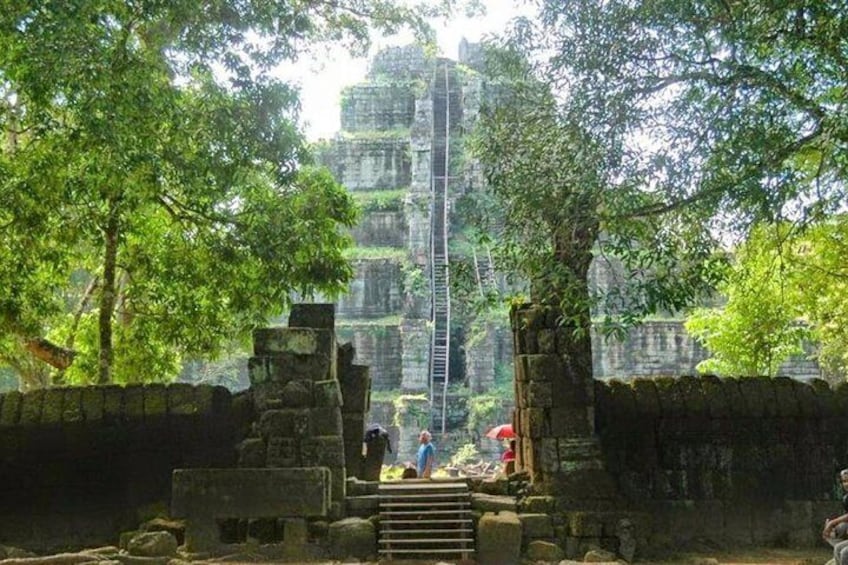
381, 520, 473, 526
379, 538, 474, 545
380, 509, 472, 515
379, 549, 474, 555
381, 502, 469, 508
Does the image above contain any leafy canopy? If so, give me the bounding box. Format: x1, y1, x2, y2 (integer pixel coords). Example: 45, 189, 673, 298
687, 219, 848, 379
468, 0, 848, 341
0, 0, 470, 387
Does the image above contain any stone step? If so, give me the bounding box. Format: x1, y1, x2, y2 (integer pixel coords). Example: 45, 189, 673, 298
380, 501, 470, 508
378, 479, 474, 559
379, 492, 469, 500
379, 538, 474, 545
378, 548, 473, 555
381, 519, 473, 526
382, 528, 474, 537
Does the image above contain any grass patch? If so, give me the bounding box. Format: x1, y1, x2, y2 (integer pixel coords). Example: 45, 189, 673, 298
339, 128, 410, 140
343, 246, 407, 261
352, 189, 407, 213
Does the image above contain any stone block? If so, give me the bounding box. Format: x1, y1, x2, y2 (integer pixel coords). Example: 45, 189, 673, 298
738, 377, 772, 418
166, 384, 196, 416
60, 387, 84, 423
0, 391, 22, 426
773, 376, 800, 417
300, 435, 346, 468
526, 381, 553, 408
143, 385, 168, 419
314, 379, 343, 407
519, 513, 554, 539
678, 375, 707, 416
551, 379, 594, 409
266, 437, 299, 467
701, 374, 729, 418
19, 389, 45, 426
471, 493, 518, 513
80, 387, 104, 423
254, 327, 318, 355
548, 407, 592, 438
339, 365, 370, 414
238, 438, 266, 468
267, 351, 332, 382
631, 378, 660, 417
124, 386, 145, 419
477, 511, 522, 565
288, 303, 335, 330
519, 496, 556, 514
313, 407, 345, 436
127, 531, 178, 557
327, 517, 375, 560
794, 381, 820, 417
608, 379, 637, 421
524, 354, 561, 382
248, 356, 268, 385
337, 342, 355, 373
279, 381, 312, 408
345, 495, 380, 518
537, 329, 557, 353
478, 477, 509, 496
172, 467, 330, 551
567, 511, 603, 537
41, 388, 64, 425
259, 409, 308, 439
540, 437, 560, 473
655, 377, 684, 418
346, 477, 379, 497
526, 540, 564, 562
521, 408, 546, 438
284, 518, 309, 546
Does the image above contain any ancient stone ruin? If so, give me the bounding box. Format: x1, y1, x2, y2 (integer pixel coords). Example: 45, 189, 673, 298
0, 302, 846, 562
316, 42, 822, 465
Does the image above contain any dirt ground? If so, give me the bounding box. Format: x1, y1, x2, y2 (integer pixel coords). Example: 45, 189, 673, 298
209, 546, 833, 564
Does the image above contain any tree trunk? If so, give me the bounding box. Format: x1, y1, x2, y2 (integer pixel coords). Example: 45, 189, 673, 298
548, 218, 599, 381
24, 338, 76, 370
98, 201, 120, 385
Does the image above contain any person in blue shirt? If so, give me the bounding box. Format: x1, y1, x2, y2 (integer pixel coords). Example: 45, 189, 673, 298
416, 430, 435, 478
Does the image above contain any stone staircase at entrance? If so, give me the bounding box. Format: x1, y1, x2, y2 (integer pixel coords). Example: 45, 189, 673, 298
378, 480, 474, 560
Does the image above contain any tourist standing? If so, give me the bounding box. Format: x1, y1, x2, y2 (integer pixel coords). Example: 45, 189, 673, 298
417, 430, 435, 479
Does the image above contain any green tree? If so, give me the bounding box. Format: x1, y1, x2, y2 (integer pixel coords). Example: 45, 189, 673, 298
685, 225, 809, 377
470, 1, 848, 376
0, 0, 467, 388
687, 219, 848, 380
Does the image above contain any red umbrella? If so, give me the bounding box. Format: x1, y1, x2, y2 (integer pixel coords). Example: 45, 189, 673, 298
485, 423, 515, 440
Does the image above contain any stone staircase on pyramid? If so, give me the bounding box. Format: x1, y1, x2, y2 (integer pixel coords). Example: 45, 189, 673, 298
378, 480, 475, 560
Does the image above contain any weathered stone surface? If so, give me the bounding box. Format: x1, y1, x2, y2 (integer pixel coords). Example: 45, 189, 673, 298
519, 513, 554, 539
171, 467, 330, 520
41, 388, 64, 425
313, 379, 343, 407
584, 548, 618, 562
344, 495, 380, 518
471, 493, 518, 513
126, 532, 178, 557
258, 409, 308, 439
288, 303, 335, 330
477, 511, 522, 565
237, 438, 266, 468
526, 539, 564, 562
143, 385, 168, 419
327, 517, 376, 560
300, 435, 345, 468
0, 391, 22, 426
266, 437, 298, 467
519, 496, 555, 514
279, 381, 312, 408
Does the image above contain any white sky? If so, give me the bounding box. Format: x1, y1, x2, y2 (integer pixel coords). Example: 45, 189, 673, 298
276, 1, 531, 140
